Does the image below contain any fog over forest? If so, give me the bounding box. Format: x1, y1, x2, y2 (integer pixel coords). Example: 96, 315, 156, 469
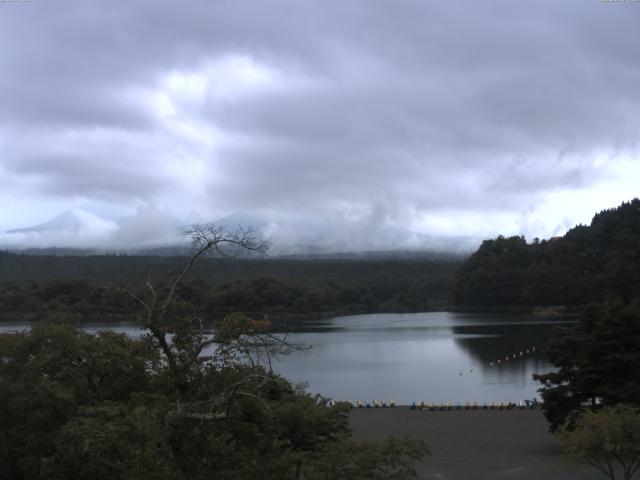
1, 1, 639, 251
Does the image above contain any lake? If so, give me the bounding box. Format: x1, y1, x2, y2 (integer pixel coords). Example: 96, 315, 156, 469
0, 311, 572, 405
274, 312, 572, 405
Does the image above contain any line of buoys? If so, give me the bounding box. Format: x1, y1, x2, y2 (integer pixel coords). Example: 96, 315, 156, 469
485, 346, 537, 370
454, 346, 539, 374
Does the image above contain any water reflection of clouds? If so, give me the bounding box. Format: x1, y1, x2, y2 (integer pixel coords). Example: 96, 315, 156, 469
300, 311, 563, 401
0, 312, 564, 403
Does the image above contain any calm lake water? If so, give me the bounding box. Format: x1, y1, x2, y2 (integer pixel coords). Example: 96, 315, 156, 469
0, 311, 572, 404
273, 312, 572, 405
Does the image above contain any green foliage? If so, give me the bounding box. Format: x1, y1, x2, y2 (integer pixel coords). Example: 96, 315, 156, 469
302, 436, 429, 480
535, 300, 640, 431
0, 321, 159, 479
0, 317, 428, 480
559, 405, 640, 480
0, 259, 458, 322
0, 246, 426, 480
54, 402, 175, 480
452, 198, 640, 307
0, 226, 429, 479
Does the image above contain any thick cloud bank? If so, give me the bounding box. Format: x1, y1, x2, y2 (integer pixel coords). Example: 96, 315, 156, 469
0, 1, 639, 251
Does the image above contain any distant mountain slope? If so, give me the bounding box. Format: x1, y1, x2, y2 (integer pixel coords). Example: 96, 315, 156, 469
7, 209, 118, 236
452, 199, 640, 307
2, 208, 184, 250
2, 209, 120, 249
2, 208, 479, 254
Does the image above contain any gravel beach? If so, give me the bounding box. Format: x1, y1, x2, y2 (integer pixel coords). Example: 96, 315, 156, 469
349, 408, 606, 480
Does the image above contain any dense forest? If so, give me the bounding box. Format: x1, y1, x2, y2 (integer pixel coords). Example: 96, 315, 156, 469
3, 199, 640, 320
0, 227, 429, 479
2, 202, 640, 478
452, 199, 640, 307
0, 254, 459, 323
448, 198, 640, 453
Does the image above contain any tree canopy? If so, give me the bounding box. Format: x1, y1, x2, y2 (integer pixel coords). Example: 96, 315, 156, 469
0, 257, 457, 323
0, 225, 428, 479
534, 300, 640, 431
452, 199, 640, 307
560, 405, 640, 480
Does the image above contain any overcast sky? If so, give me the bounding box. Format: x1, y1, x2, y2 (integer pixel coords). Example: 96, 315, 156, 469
0, 0, 639, 250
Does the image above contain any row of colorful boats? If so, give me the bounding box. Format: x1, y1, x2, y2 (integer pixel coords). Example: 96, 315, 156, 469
326, 399, 541, 409
411, 400, 540, 411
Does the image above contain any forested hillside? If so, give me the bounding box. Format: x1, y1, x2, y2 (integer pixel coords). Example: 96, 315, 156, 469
0, 254, 459, 322
452, 199, 640, 307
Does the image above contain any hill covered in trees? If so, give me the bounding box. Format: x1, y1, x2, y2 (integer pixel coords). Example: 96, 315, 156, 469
452, 199, 640, 307
0, 254, 460, 323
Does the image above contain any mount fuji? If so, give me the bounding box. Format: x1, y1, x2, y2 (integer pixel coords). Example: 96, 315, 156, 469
1, 209, 478, 255
2, 209, 120, 249
7, 209, 119, 237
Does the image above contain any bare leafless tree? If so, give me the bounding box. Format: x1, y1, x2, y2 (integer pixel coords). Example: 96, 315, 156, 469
119, 224, 306, 421
120, 224, 269, 364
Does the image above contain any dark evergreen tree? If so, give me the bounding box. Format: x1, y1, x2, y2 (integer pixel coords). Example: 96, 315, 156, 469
452, 198, 640, 307
534, 300, 640, 431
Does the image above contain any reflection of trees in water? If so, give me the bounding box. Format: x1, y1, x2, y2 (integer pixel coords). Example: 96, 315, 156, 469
452, 323, 555, 374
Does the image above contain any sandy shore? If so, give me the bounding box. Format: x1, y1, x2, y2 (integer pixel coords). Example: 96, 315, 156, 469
349, 408, 605, 480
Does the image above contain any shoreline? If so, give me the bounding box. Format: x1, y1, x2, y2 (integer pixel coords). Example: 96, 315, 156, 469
0, 303, 580, 326
349, 408, 603, 480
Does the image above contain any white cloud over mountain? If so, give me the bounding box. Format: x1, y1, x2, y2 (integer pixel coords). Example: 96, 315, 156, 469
3, 209, 119, 248
1, 208, 478, 254
0, 1, 639, 250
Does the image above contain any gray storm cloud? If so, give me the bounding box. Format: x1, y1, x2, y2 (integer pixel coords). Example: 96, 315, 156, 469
0, 0, 639, 250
